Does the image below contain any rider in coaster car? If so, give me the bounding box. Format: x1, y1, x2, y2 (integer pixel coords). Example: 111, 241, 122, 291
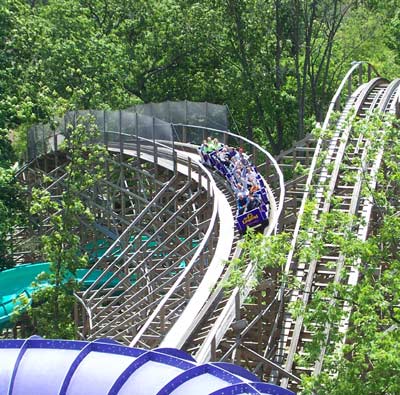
213, 138, 223, 151
238, 147, 250, 165
247, 174, 260, 191
234, 168, 247, 186
217, 146, 230, 165
246, 192, 261, 212
198, 139, 209, 163
206, 137, 215, 152
237, 192, 248, 215
199, 139, 208, 152
227, 146, 238, 159
234, 182, 248, 196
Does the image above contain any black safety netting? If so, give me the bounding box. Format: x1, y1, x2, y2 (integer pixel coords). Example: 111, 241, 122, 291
126, 101, 228, 131
27, 110, 174, 160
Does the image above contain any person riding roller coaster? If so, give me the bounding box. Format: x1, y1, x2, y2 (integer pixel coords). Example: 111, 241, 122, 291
198, 137, 270, 234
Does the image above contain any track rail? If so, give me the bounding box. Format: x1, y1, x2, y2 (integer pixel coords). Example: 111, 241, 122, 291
128, 128, 284, 350
273, 70, 399, 389
191, 62, 386, 384
312, 77, 400, 377
279, 79, 388, 385
160, 126, 285, 360
78, 140, 225, 345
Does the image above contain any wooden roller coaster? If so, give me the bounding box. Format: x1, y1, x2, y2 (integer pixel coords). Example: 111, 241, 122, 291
8, 62, 400, 393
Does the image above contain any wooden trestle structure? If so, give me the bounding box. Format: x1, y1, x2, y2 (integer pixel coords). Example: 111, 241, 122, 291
9, 62, 400, 392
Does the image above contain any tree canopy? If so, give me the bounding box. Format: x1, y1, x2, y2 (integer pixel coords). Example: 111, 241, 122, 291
1, 0, 398, 154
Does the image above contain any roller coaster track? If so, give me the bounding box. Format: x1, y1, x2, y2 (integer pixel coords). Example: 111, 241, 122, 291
278, 79, 387, 386
10, 62, 400, 393
16, 113, 285, 354
277, 73, 400, 392
200, 62, 399, 392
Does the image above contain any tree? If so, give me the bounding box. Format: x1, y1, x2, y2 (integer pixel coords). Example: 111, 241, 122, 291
2, 0, 400, 157
14, 116, 109, 338
216, 0, 295, 153
0, 129, 25, 270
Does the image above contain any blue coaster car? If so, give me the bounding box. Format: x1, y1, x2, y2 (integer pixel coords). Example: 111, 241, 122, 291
198, 142, 271, 235
236, 203, 269, 234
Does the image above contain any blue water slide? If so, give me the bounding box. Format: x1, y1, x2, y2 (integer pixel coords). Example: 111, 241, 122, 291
0, 336, 295, 395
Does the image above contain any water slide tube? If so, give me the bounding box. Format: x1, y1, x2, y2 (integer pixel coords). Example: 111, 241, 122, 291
0, 336, 295, 395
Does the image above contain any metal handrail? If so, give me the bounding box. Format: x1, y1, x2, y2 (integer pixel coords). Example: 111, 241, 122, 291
323, 61, 379, 129
73, 291, 93, 337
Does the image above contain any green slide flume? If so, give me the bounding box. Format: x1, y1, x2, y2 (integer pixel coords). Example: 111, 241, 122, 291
0, 262, 120, 330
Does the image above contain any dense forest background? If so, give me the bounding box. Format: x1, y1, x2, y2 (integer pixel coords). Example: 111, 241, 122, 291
0, 0, 399, 156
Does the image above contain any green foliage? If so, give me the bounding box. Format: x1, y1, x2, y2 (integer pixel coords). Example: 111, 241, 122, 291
0, 0, 397, 358
0, 0, 398, 157
293, 162, 307, 177
335, 4, 400, 79
296, 114, 400, 394
13, 116, 109, 338
0, 129, 25, 270
224, 228, 291, 289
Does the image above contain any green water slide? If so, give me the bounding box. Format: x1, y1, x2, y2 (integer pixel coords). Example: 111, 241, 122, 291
0, 262, 121, 330
0, 236, 196, 330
